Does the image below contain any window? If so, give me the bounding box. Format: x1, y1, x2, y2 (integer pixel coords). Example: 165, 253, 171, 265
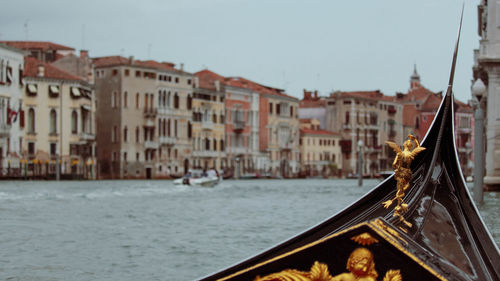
123, 126, 128, 142
174, 93, 179, 109
187, 121, 192, 139
135, 71, 141, 77
144, 93, 148, 111
220, 140, 224, 151
27, 84, 37, 96
175, 77, 179, 83
213, 139, 217, 151
276, 104, 281, 115
28, 142, 35, 155
112, 69, 118, 76
174, 120, 178, 137
167, 119, 171, 136
49, 85, 59, 97
136, 93, 140, 109
290, 106, 294, 117
187, 95, 192, 110
269, 103, 273, 114
345, 111, 350, 124
112, 125, 118, 143
123, 92, 128, 108
136, 127, 140, 143
50, 143, 57, 155
71, 110, 78, 134
28, 108, 35, 133
124, 152, 128, 162
49, 109, 57, 135
124, 69, 130, 76
187, 79, 191, 85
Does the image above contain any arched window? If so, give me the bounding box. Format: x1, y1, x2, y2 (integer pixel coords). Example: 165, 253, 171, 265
187, 94, 192, 110
213, 139, 217, 151
150, 93, 154, 109
136, 93, 140, 109
174, 119, 178, 137
174, 93, 179, 109
167, 119, 171, 136
71, 110, 78, 134
123, 126, 128, 142
205, 138, 210, 150
158, 90, 162, 107
187, 121, 192, 139
220, 140, 224, 151
28, 108, 35, 133
212, 110, 217, 123
123, 91, 128, 108
167, 91, 171, 107
162, 91, 166, 107
49, 109, 57, 134
144, 93, 149, 111
158, 119, 162, 136
135, 126, 140, 143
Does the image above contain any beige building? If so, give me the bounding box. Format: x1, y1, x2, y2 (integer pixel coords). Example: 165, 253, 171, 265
93, 56, 193, 179
325, 91, 403, 176
299, 118, 342, 177
192, 70, 226, 171
23, 56, 95, 178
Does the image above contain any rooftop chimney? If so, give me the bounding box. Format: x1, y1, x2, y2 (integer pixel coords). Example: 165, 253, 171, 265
37, 65, 45, 77
194, 77, 199, 88
129, 56, 134, 65
214, 80, 220, 92
80, 50, 88, 59
180, 63, 184, 71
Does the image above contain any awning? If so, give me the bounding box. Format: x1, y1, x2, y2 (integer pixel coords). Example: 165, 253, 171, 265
27, 84, 37, 94
81, 104, 92, 111
49, 85, 59, 94
71, 87, 81, 97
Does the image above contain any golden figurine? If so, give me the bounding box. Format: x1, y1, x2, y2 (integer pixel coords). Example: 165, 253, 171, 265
253, 248, 402, 281
384, 134, 426, 230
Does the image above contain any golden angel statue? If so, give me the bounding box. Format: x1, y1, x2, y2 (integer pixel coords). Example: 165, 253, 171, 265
383, 134, 425, 229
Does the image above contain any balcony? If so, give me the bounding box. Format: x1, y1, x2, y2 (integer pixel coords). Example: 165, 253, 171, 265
228, 147, 246, 155
144, 140, 159, 150
159, 136, 176, 146
79, 132, 95, 141
233, 120, 245, 133
143, 108, 157, 118
144, 118, 155, 127
388, 106, 396, 115
202, 121, 214, 131
193, 150, 219, 158
0, 123, 10, 137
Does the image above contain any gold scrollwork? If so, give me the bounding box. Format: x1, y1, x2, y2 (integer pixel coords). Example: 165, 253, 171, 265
351, 232, 379, 246
253, 248, 402, 281
384, 134, 425, 231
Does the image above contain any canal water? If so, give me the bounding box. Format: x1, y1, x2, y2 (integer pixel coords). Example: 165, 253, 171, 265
0, 179, 498, 280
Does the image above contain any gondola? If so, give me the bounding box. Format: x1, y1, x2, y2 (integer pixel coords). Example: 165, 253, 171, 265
199, 10, 500, 281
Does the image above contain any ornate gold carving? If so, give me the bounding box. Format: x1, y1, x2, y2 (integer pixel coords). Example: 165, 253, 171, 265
253, 248, 402, 281
384, 134, 425, 230
351, 232, 379, 246
371, 219, 408, 246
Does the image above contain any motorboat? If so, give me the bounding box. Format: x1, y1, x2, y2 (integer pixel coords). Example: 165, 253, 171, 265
199, 10, 500, 281
173, 169, 221, 188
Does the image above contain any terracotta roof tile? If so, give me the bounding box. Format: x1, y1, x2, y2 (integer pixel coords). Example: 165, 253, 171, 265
194, 69, 226, 90
92, 56, 182, 73
299, 98, 326, 108
24, 56, 83, 81
420, 94, 442, 111
0, 41, 74, 51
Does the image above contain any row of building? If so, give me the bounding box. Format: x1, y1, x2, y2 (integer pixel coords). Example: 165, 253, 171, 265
0, 41, 474, 179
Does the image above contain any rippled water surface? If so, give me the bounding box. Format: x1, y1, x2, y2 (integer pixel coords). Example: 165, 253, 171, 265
0, 179, 498, 280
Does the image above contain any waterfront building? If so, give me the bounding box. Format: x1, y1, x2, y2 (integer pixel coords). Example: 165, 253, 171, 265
473, 0, 500, 188
0, 41, 75, 63
256, 82, 299, 177
93, 56, 193, 179
192, 70, 226, 171
299, 118, 342, 177
0, 44, 24, 175
23, 56, 95, 178
325, 90, 404, 176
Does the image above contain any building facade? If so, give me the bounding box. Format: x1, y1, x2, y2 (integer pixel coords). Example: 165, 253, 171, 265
473, 0, 500, 188
299, 118, 342, 177
23, 56, 95, 178
0, 44, 24, 175
93, 56, 193, 179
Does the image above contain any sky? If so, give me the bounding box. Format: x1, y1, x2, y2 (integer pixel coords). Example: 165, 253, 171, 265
0, 0, 479, 103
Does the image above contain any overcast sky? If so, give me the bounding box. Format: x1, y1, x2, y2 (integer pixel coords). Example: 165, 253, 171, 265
0, 0, 478, 102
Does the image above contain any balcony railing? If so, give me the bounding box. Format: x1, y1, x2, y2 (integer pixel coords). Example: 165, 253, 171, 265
159, 136, 176, 146
227, 147, 246, 155
79, 132, 95, 141
144, 140, 159, 149
388, 106, 396, 115
202, 121, 214, 131
193, 150, 219, 158
233, 120, 245, 133
0, 123, 11, 137
143, 108, 157, 118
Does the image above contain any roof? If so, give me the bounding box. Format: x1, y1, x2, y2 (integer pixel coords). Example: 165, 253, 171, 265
92, 56, 182, 73
225, 76, 298, 101
330, 90, 390, 101
0, 41, 74, 51
454, 100, 473, 113
24, 56, 83, 81
399, 85, 436, 103
299, 98, 326, 108
420, 93, 442, 111
300, 128, 339, 136
194, 69, 226, 91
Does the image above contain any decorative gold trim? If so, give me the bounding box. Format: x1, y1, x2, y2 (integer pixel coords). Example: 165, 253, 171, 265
385, 134, 426, 231
216, 220, 448, 281
351, 232, 379, 246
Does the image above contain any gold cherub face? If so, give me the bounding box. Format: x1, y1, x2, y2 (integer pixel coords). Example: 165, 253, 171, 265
347, 248, 377, 278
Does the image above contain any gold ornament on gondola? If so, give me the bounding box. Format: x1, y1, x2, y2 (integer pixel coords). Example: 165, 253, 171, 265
384, 134, 425, 231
